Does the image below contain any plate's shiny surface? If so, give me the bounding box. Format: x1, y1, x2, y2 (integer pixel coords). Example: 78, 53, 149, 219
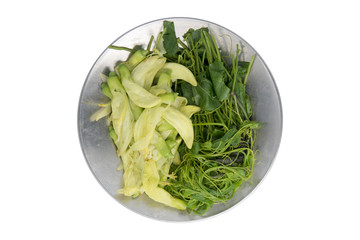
78, 17, 282, 221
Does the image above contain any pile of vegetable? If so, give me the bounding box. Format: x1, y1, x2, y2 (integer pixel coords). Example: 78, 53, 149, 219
91, 20, 261, 215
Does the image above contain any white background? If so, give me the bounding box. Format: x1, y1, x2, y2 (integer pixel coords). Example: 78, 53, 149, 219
1, 0, 359, 239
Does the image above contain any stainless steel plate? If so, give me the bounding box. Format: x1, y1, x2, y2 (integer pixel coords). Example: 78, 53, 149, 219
78, 17, 282, 221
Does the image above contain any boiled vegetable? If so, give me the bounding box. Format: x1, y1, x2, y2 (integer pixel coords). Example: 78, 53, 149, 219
159, 62, 197, 86
143, 159, 186, 210
117, 64, 162, 108
91, 41, 198, 206
162, 106, 194, 149
131, 55, 166, 89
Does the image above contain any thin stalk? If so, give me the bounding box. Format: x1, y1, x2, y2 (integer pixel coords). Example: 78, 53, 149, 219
108, 45, 135, 53
146, 35, 154, 51
244, 55, 255, 85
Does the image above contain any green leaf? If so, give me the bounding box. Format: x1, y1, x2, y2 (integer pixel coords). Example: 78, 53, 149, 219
211, 128, 224, 140
209, 61, 230, 101
163, 21, 179, 57
190, 142, 200, 154
243, 120, 262, 130
191, 85, 201, 106
237, 169, 247, 178
212, 127, 237, 150
229, 131, 242, 147
192, 74, 221, 111
245, 95, 253, 118
237, 62, 250, 80
187, 198, 199, 210
183, 27, 209, 47
180, 82, 195, 104
201, 141, 212, 150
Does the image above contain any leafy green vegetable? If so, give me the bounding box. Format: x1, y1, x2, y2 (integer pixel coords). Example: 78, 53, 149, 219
212, 127, 237, 150
162, 20, 179, 57
160, 23, 260, 215
209, 61, 230, 101
180, 82, 195, 105
183, 27, 209, 47
230, 78, 251, 120
192, 77, 221, 111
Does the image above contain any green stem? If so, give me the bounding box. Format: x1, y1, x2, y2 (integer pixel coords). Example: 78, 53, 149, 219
192, 122, 227, 127
215, 109, 229, 131
146, 35, 154, 51
107, 45, 135, 53
201, 31, 213, 64
232, 93, 244, 122
244, 55, 255, 85
211, 35, 221, 61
